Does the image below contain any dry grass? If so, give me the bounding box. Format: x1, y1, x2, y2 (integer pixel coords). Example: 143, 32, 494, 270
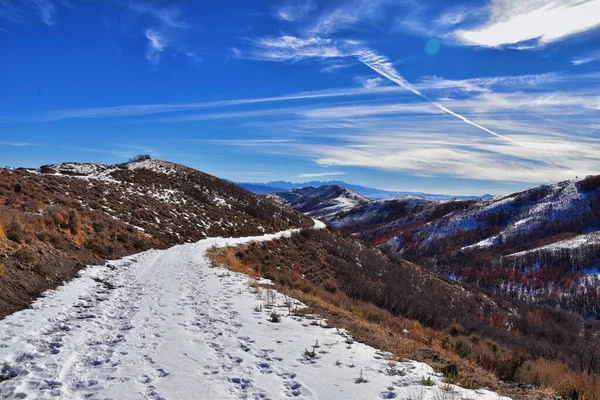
207, 246, 261, 278
517, 359, 600, 399
207, 245, 550, 399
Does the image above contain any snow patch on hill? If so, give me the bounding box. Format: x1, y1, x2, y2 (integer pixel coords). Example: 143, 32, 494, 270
126, 159, 179, 175
505, 231, 600, 259
425, 179, 600, 250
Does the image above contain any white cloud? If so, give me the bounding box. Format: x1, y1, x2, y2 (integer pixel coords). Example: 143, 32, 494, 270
185, 51, 203, 65
572, 50, 600, 65
236, 36, 345, 61
298, 171, 346, 178
144, 29, 165, 64
435, 10, 467, 27
360, 76, 384, 89
454, 0, 600, 48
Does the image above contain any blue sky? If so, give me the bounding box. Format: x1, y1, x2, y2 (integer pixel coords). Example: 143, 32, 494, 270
1, 0, 600, 195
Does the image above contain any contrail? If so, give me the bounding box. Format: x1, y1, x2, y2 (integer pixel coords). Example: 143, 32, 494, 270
354, 48, 525, 147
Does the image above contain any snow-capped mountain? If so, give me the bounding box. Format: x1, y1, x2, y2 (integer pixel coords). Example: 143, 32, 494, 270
268, 185, 370, 219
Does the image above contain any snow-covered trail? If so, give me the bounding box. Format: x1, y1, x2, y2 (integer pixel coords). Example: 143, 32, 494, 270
0, 220, 507, 400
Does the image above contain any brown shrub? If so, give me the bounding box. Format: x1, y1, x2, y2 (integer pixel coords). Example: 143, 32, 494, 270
49, 207, 66, 227
322, 278, 338, 293
13, 246, 37, 269
445, 322, 466, 337
6, 221, 25, 243
497, 350, 528, 381
0, 263, 5, 277
38, 231, 66, 250
67, 210, 82, 235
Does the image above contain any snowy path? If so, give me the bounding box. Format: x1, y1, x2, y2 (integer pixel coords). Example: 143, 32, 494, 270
0, 220, 508, 399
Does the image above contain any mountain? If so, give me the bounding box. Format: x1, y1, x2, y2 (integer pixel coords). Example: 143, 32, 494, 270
267, 185, 370, 219
0, 158, 312, 317
1, 159, 597, 398
273, 176, 600, 316
236, 180, 490, 200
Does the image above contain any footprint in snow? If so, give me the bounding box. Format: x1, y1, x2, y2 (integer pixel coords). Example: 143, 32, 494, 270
256, 362, 273, 374
379, 390, 398, 399
228, 377, 252, 390
284, 380, 302, 397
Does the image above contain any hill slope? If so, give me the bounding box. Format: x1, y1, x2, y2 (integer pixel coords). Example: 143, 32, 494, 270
0, 158, 311, 317
0, 227, 508, 400
272, 176, 600, 315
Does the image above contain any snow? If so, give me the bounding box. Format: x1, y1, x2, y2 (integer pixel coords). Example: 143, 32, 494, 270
505, 231, 600, 259
127, 159, 178, 175
461, 237, 495, 251
0, 219, 506, 400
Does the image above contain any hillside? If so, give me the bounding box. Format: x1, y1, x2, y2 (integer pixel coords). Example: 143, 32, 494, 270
210, 228, 600, 398
0, 158, 312, 317
272, 177, 600, 316
0, 226, 510, 400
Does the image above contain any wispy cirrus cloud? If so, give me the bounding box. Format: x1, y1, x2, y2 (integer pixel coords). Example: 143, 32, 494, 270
416, 72, 563, 93
32, 0, 58, 25
126, 1, 201, 66
572, 50, 600, 66
144, 28, 165, 64
237, 34, 525, 146
41, 85, 402, 120
215, 113, 600, 183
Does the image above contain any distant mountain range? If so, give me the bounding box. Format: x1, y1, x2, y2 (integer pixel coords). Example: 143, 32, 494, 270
236, 180, 492, 200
